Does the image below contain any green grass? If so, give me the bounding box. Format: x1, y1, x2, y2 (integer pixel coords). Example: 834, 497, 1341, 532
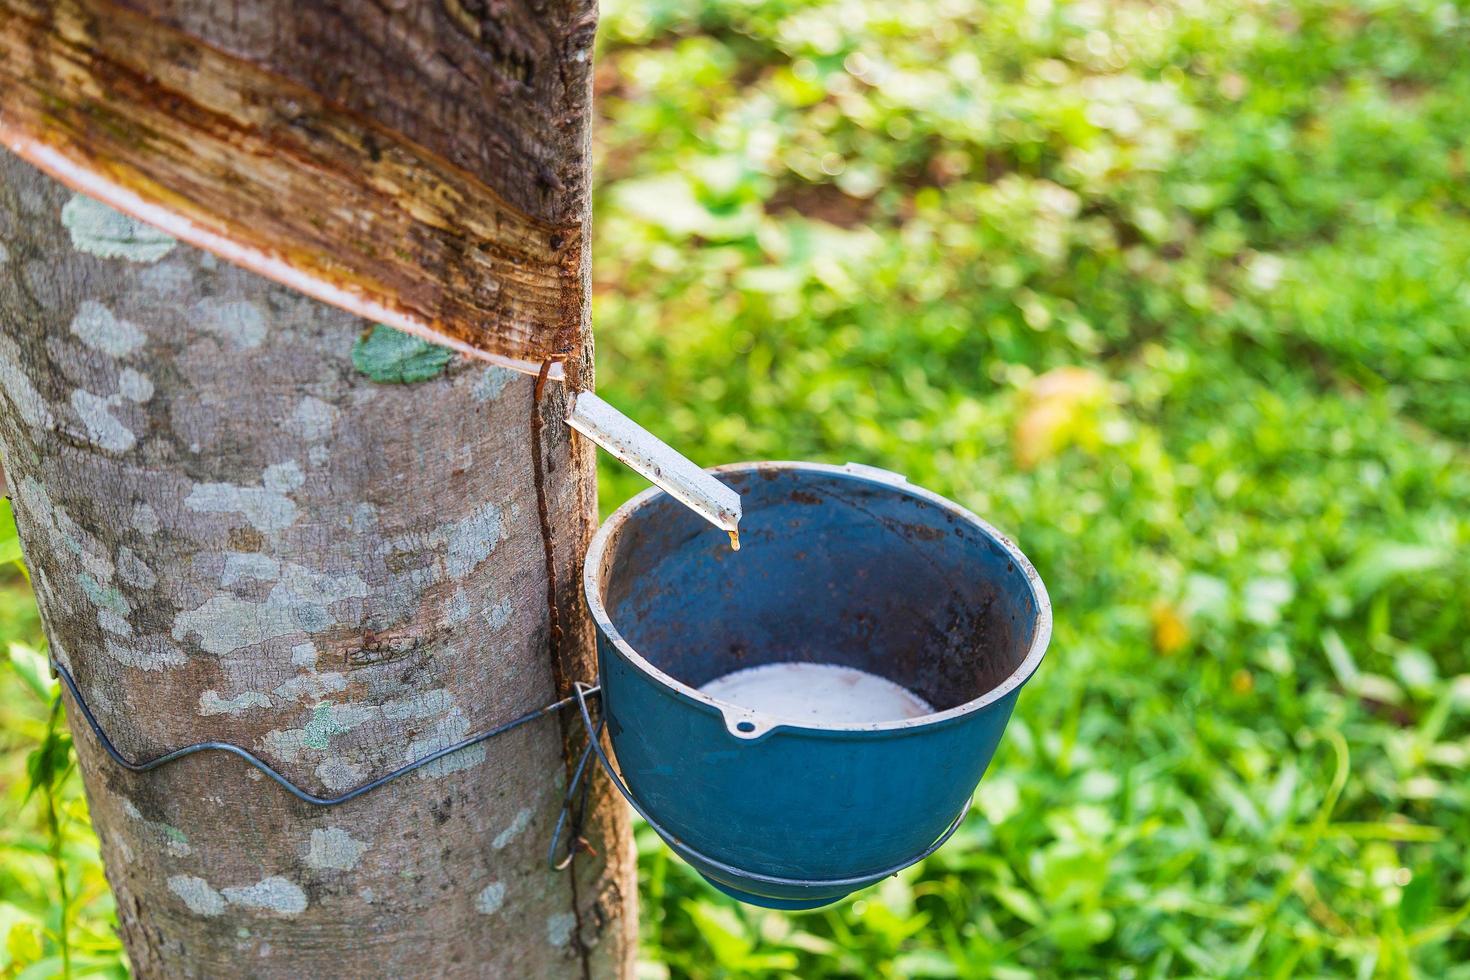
4, 0, 1470, 975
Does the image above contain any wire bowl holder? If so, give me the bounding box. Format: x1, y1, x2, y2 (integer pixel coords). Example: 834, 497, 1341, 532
51, 659, 968, 891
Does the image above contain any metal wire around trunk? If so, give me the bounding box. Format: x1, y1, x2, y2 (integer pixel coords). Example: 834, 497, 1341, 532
50, 657, 596, 808
56, 660, 969, 890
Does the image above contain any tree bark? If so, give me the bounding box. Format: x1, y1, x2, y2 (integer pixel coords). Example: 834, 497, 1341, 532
0, 147, 632, 980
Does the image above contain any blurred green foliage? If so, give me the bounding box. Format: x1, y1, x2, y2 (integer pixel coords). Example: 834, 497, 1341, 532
592, 0, 1470, 975
4, 0, 1470, 975
0, 511, 123, 979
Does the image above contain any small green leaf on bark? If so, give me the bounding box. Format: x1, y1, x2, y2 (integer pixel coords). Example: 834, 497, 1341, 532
351, 325, 453, 384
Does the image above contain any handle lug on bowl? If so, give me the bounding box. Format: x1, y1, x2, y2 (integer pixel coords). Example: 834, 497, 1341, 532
719, 707, 776, 741
842, 462, 909, 485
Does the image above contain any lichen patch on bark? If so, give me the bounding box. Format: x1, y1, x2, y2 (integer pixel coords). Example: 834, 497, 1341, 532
270, 671, 347, 702
288, 396, 338, 442
198, 689, 272, 715
483, 598, 514, 630
472, 365, 516, 403
304, 827, 369, 871
315, 757, 366, 793
167, 875, 226, 917
61, 193, 177, 263
290, 641, 317, 668
104, 636, 188, 671
171, 561, 369, 656
219, 877, 308, 916
405, 706, 487, 779
0, 335, 55, 430
475, 881, 507, 915
129, 502, 159, 534
70, 388, 138, 452
547, 912, 578, 948
492, 806, 534, 850
117, 369, 153, 403
190, 298, 268, 349
183, 462, 305, 533
69, 300, 146, 357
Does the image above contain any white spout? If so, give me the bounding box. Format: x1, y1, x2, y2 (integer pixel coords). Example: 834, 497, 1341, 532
565, 391, 741, 540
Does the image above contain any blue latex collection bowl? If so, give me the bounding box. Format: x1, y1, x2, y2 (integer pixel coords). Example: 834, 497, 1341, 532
583, 461, 1051, 908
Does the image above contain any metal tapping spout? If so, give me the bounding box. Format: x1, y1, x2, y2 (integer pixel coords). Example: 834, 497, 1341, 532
565, 390, 742, 546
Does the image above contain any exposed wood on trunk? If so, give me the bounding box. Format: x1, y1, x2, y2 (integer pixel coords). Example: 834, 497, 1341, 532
0, 0, 596, 377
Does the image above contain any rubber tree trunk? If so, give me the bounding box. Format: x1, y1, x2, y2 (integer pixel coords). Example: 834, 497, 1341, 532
0, 149, 633, 979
